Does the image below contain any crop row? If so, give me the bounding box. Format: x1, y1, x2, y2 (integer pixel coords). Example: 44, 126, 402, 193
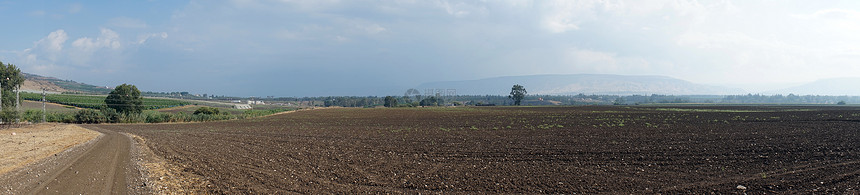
20, 92, 191, 110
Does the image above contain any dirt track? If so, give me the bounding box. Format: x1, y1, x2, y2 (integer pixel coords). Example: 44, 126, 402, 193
1, 126, 140, 194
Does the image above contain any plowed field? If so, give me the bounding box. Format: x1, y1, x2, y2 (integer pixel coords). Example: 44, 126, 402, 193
94, 106, 860, 193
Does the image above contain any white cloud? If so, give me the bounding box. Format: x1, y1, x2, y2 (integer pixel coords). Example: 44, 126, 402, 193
34, 30, 68, 53
362, 24, 386, 34
109, 17, 149, 29
435, 0, 477, 17
11, 27, 159, 77
136, 32, 168, 44
334, 35, 349, 42
72, 28, 121, 51
793, 8, 860, 20
538, 0, 624, 33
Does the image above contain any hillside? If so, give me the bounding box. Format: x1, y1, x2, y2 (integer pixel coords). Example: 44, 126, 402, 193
766, 77, 860, 96
416, 74, 744, 95
20, 73, 112, 94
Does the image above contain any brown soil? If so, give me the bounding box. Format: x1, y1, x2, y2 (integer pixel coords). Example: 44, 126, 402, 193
93, 106, 860, 193
0, 125, 141, 194
127, 133, 211, 194
20, 100, 80, 113
0, 124, 99, 175
20, 80, 69, 93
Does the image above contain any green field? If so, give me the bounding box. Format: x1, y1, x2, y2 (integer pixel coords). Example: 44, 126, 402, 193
20, 92, 191, 110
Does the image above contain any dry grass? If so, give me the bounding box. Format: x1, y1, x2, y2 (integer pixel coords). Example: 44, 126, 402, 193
129, 134, 212, 194
0, 123, 99, 175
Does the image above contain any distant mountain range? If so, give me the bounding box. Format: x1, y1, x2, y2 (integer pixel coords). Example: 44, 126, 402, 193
765, 77, 860, 96
416, 74, 745, 96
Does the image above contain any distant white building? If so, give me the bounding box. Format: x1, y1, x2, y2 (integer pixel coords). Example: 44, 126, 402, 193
247, 100, 265, 105
233, 104, 252, 109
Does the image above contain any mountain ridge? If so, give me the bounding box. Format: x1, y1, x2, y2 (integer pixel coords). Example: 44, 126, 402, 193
416, 74, 745, 96
766, 77, 860, 96
20, 73, 112, 94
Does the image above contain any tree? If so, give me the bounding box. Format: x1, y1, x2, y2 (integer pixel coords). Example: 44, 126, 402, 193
105, 84, 143, 114
419, 96, 438, 107
384, 96, 398, 107
0, 61, 24, 109
75, 109, 105, 124
837, 100, 847, 105
508, 84, 527, 106
193, 107, 220, 115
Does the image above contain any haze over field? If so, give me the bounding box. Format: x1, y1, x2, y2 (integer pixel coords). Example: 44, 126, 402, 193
2, 0, 860, 97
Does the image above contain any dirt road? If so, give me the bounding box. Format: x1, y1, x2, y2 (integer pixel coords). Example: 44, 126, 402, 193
1, 126, 140, 194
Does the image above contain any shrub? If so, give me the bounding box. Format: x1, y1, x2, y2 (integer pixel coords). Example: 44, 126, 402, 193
22, 109, 43, 123
194, 107, 221, 115
0, 109, 18, 124
47, 112, 75, 123
101, 108, 120, 123
121, 113, 146, 123
145, 112, 173, 123
75, 109, 105, 124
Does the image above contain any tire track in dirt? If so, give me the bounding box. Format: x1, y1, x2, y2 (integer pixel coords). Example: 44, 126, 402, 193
28, 126, 134, 194
661, 160, 860, 192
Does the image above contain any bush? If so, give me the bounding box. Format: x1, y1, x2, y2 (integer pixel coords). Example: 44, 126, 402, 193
837, 101, 847, 105
101, 108, 120, 123
0, 109, 18, 124
145, 112, 172, 123
75, 109, 105, 124
47, 112, 74, 123
193, 107, 221, 115
22, 109, 43, 123
121, 113, 146, 123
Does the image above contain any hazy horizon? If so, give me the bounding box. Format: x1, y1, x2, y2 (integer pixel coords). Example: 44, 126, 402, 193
3, 1, 860, 97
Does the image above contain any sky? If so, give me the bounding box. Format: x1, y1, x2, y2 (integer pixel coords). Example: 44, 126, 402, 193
2, 0, 860, 97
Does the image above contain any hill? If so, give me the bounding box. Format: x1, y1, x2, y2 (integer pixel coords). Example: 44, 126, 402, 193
20, 73, 112, 94
766, 77, 860, 96
416, 74, 744, 95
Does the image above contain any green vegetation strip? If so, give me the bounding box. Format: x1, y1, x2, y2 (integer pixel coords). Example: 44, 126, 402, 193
649, 108, 818, 112
21, 92, 191, 110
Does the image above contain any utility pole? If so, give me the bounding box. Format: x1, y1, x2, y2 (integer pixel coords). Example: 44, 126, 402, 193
42, 89, 46, 123
15, 87, 19, 124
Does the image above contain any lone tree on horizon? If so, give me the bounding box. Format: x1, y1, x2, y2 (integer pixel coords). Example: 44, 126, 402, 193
383, 96, 398, 107
105, 84, 143, 114
509, 84, 526, 106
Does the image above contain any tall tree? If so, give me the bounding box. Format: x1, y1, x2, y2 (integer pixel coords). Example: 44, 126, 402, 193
419, 96, 438, 107
509, 84, 527, 106
0, 61, 24, 108
105, 84, 143, 114
384, 96, 398, 107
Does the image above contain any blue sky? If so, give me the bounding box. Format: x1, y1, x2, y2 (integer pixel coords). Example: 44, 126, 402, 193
2, 0, 860, 97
